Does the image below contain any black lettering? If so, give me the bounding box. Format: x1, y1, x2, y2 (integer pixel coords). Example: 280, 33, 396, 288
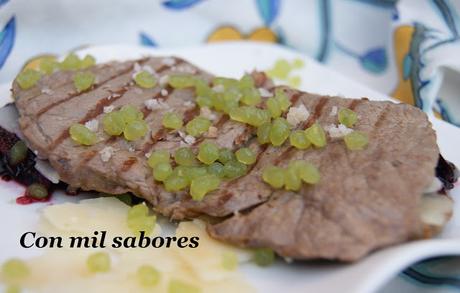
151, 237, 164, 248
176, 237, 189, 248
69, 236, 91, 248
99, 231, 107, 248
123, 236, 137, 248
188, 237, 199, 248
112, 236, 122, 248
20, 232, 35, 248
138, 231, 150, 248
164, 236, 177, 248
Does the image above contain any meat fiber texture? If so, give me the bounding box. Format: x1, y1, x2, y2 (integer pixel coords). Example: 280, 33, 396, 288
13, 57, 439, 261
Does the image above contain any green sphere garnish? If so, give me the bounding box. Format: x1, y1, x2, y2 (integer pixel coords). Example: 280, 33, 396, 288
86, 252, 111, 273
164, 175, 189, 192
338, 108, 358, 128
196, 95, 213, 108
137, 265, 161, 287
213, 77, 239, 89
344, 131, 369, 150
253, 248, 275, 267
69, 124, 97, 146
169, 74, 198, 89
73, 71, 95, 92
221, 251, 238, 271
127, 204, 156, 235
60, 53, 81, 70
39, 57, 59, 75
269, 59, 291, 79
128, 203, 149, 218
8, 141, 28, 165
239, 74, 254, 89
134, 70, 157, 89
102, 111, 125, 136
207, 162, 225, 178
284, 166, 302, 191
240, 87, 261, 106
274, 89, 291, 112
80, 55, 96, 69
120, 105, 144, 125
298, 162, 320, 184
292, 58, 305, 69
185, 117, 211, 137
223, 160, 247, 180
148, 150, 170, 168
162, 112, 183, 130
229, 106, 270, 127
305, 123, 326, 148
289, 130, 311, 149
197, 141, 220, 165
153, 162, 173, 182
235, 147, 256, 165
168, 279, 201, 293
266, 97, 282, 118
269, 118, 291, 146
288, 75, 301, 88
174, 147, 197, 166
1, 258, 30, 281
262, 166, 285, 188
183, 166, 208, 181
190, 174, 220, 201
123, 120, 148, 141
26, 183, 48, 199
218, 148, 236, 164
257, 122, 271, 145
16, 69, 42, 90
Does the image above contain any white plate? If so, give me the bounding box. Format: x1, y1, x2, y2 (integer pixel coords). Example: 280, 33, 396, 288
0, 42, 459, 293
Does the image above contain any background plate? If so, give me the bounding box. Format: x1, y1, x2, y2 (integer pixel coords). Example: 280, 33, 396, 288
0, 42, 459, 293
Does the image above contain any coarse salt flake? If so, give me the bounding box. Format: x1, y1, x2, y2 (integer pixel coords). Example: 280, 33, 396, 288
84, 119, 99, 132
330, 106, 338, 116
258, 88, 273, 98
144, 98, 168, 110
103, 105, 114, 113
325, 124, 353, 138
99, 146, 114, 162
286, 104, 310, 127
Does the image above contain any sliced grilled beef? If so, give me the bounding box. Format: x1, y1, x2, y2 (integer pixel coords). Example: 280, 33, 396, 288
13, 57, 441, 261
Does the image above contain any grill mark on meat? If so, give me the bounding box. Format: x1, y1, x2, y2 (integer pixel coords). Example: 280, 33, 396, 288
141, 85, 173, 118
373, 104, 389, 129
121, 157, 137, 172
290, 92, 302, 105
349, 99, 363, 111
303, 96, 328, 129
141, 128, 168, 156
183, 105, 200, 123
48, 87, 129, 151
73, 62, 181, 168
35, 65, 137, 118
248, 143, 269, 173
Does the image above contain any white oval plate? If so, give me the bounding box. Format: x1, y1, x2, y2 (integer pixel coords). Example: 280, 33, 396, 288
0, 42, 459, 293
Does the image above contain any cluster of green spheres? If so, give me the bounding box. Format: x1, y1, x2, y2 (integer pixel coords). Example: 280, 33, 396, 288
262, 160, 320, 191
147, 141, 257, 201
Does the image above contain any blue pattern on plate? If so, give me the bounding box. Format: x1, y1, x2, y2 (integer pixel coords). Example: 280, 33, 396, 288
162, 0, 204, 10
139, 32, 157, 47
0, 16, 15, 69
255, 0, 280, 27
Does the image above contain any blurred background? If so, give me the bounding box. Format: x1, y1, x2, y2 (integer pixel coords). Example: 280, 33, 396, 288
0, 0, 459, 292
